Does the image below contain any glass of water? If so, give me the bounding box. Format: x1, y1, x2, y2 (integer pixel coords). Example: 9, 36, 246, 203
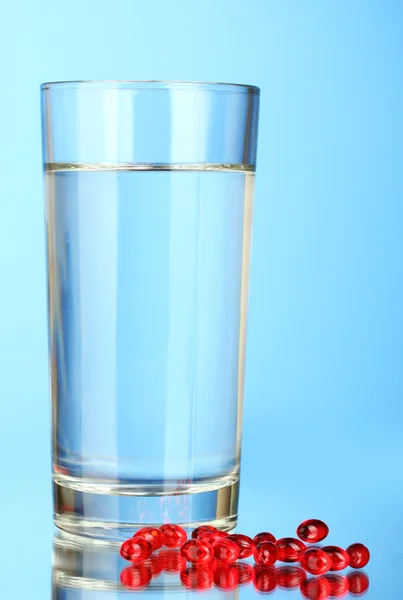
41, 80, 260, 540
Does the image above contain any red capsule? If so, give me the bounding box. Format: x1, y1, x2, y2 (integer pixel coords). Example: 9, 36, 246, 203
228, 533, 254, 558
254, 531, 276, 545
120, 537, 152, 563
180, 539, 213, 564
347, 571, 369, 595
213, 564, 239, 590
160, 548, 187, 573
300, 549, 332, 575
212, 538, 240, 564
234, 561, 254, 585
159, 524, 187, 548
253, 565, 278, 593
120, 564, 152, 589
346, 544, 370, 568
297, 519, 329, 544
191, 525, 216, 539
276, 537, 306, 562
276, 566, 306, 588
134, 526, 164, 550
180, 565, 214, 590
322, 546, 350, 571
323, 574, 349, 597
301, 576, 331, 600
199, 529, 228, 545
253, 541, 278, 566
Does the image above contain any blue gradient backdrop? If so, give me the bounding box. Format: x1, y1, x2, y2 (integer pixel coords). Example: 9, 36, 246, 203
0, 0, 402, 597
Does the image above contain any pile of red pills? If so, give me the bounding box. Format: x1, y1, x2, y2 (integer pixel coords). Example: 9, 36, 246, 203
119, 519, 370, 596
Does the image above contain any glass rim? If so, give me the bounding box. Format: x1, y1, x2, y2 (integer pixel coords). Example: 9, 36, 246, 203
40, 79, 260, 94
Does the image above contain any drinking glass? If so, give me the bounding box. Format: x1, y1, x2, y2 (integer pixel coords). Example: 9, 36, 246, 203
41, 80, 260, 540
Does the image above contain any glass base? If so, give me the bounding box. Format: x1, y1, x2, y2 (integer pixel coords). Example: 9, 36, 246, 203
53, 474, 239, 541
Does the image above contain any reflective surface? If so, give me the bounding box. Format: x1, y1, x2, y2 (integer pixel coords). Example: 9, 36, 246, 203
3, 448, 401, 598
52, 533, 371, 598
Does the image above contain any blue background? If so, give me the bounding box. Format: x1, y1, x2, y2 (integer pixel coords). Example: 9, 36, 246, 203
1, 0, 402, 597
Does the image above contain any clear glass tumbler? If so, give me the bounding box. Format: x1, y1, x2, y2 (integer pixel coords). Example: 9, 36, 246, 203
41, 80, 260, 540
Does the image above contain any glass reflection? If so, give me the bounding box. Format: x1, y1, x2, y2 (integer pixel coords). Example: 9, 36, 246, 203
52, 533, 239, 598
52, 533, 369, 598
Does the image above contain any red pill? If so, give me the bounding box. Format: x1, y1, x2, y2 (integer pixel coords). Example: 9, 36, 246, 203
234, 561, 254, 585
253, 565, 278, 593
300, 549, 332, 575
276, 566, 306, 588
120, 537, 152, 563
191, 525, 216, 539
297, 519, 329, 544
212, 538, 240, 564
301, 576, 331, 600
180, 565, 214, 590
346, 544, 370, 569
134, 526, 164, 550
347, 571, 369, 595
160, 548, 187, 573
322, 546, 350, 571
254, 531, 276, 545
276, 537, 306, 562
180, 539, 213, 564
253, 540, 278, 566
213, 564, 239, 590
228, 533, 254, 558
323, 574, 349, 597
159, 524, 187, 548
199, 529, 228, 545
120, 564, 152, 589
